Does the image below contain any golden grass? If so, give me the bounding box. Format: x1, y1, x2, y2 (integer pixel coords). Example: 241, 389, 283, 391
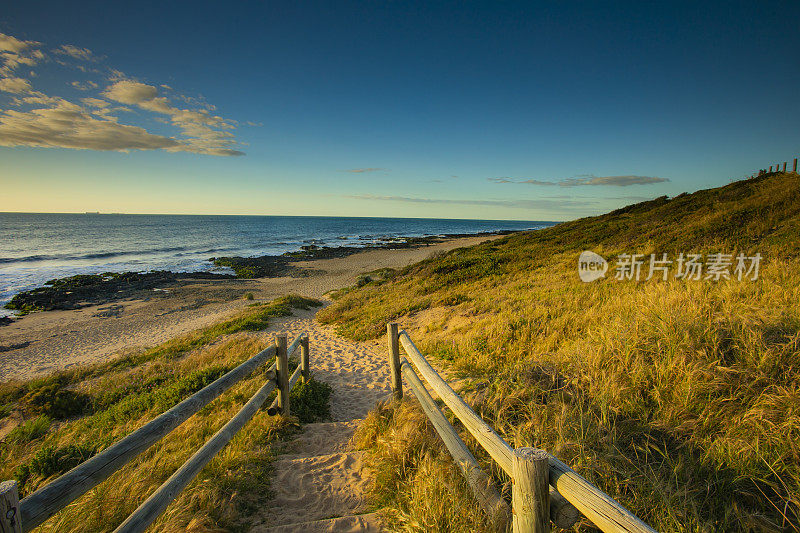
322, 172, 800, 531
0, 295, 323, 532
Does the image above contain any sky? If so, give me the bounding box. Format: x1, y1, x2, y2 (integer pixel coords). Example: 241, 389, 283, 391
1, 1, 799, 221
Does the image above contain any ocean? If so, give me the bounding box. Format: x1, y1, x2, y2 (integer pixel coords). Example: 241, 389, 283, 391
0, 213, 553, 313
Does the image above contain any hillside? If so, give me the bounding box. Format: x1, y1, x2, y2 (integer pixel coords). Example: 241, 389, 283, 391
319, 171, 800, 531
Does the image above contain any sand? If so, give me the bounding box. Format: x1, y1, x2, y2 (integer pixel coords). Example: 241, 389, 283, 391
0, 234, 498, 382
246, 313, 390, 531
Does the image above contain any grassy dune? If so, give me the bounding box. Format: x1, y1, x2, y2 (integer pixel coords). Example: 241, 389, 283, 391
319, 172, 800, 532
0, 295, 328, 532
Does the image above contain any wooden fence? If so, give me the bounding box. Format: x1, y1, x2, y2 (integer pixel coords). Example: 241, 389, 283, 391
754, 157, 798, 176
388, 323, 658, 533
0, 332, 310, 533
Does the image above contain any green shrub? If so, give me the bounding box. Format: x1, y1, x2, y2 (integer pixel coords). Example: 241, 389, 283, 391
24, 384, 91, 419
290, 377, 333, 423
16, 443, 97, 493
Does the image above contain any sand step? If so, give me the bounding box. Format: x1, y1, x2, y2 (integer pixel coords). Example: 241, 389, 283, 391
249, 512, 382, 532
249, 451, 373, 529
280, 421, 360, 458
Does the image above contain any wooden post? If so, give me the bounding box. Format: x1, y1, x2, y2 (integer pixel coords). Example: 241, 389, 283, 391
387, 323, 402, 400
300, 335, 310, 384
769, 165, 773, 172
512, 448, 549, 533
276, 334, 289, 415
793, 158, 797, 173
783, 162, 787, 172
1, 481, 22, 533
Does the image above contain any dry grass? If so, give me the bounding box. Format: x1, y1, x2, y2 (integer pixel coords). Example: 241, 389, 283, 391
322, 172, 800, 532
0, 295, 325, 532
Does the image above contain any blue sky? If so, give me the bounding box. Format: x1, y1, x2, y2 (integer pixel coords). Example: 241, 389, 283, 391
1, 1, 799, 220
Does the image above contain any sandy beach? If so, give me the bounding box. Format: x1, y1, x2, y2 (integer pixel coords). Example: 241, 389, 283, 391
0, 234, 499, 382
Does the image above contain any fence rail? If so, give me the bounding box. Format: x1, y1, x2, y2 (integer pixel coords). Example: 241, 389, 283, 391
1, 332, 310, 533
389, 324, 658, 533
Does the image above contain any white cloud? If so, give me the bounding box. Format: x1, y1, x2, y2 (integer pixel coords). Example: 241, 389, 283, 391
54, 45, 98, 62
0, 33, 39, 53
344, 194, 593, 210
0, 99, 181, 152
0, 77, 33, 94
103, 79, 242, 156
490, 175, 670, 187
0, 32, 244, 156
103, 80, 159, 104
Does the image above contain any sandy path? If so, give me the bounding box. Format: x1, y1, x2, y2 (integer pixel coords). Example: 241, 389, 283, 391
0, 235, 499, 382
247, 313, 390, 532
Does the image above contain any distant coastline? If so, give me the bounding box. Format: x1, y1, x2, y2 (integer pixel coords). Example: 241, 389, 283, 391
1, 215, 555, 316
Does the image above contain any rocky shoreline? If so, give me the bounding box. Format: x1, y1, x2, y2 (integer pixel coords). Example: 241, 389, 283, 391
4, 231, 518, 317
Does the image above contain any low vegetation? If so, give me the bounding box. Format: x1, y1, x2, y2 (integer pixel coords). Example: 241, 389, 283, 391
321, 171, 800, 531
0, 294, 329, 532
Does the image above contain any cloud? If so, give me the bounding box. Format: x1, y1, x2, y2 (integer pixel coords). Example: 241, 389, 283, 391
102, 80, 243, 156
490, 175, 670, 187
0, 33, 39, 54
80, 97, 109, 108
341, 168, 388, 173
520, 178, 557, 186
0, 99, 183, 152
54, 44, 98, 62
560, 175, 669, 187
0, 77, 33, 94
71, 80, 98, 91
343, 194, 593, 210
103, 80, 159, 104
0, 31, 245, 157
0, 34, 45, 76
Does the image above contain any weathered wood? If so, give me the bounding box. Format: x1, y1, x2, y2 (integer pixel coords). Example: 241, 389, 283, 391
286, 334, 303, 358
400, 361, 511, 531
398, 331, 515, 474
19, 345, 277, 531
783, 162, 787, 172
550, 488, 580, 529
549, 455, 657, 533
387, 323, 402, 400
793, 158, 797, 172
300, 335, 310, 383
113, 377, 277, 533
513, 448, 550, 533
276, 334, 290, 415
267, 364, 302, 416
1, 481, 22, 533
769, 165, 773, 172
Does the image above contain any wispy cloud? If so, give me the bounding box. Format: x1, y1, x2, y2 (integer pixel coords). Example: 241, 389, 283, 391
54, 44, 100, 62
341, 168, 388, 173
71, 80, 98, 91
0, 32, 244, 156
343, 194, 593, 210
490, 175, 670, 187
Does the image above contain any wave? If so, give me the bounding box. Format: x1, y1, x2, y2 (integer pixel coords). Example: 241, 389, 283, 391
0, 245, 194, 264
